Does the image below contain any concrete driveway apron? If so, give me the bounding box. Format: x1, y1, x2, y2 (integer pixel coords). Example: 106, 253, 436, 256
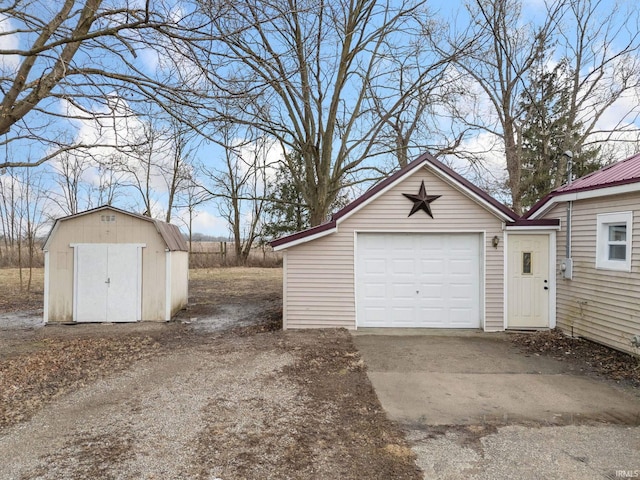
353, 330, 640, 480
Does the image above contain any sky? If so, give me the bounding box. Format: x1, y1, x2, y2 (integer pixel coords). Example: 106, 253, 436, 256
2, 0, 640, 238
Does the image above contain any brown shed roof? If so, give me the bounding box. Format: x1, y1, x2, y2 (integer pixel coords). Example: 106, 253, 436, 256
43, 205, 188, 252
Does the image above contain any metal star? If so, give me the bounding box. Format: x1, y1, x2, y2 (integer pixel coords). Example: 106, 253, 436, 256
402, 181, 441, 218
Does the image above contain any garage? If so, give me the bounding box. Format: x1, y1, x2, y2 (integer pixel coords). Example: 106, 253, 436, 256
356, 232, 481, 328
272, 154, 521, 331
43, 205, 189, 324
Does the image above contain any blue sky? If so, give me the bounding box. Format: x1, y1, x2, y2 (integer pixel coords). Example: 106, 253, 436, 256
1, 0, 640, 238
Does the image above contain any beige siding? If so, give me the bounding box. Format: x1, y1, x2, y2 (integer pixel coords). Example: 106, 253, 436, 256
543, 193, 640, 355
284, 170, 506, 330
170, 251, 189, 317
45, 210, 169, 322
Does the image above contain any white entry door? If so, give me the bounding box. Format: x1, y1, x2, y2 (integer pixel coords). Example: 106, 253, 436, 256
75, 244, 141, 323
356, 233, 481, 328
507, 234, 550, 328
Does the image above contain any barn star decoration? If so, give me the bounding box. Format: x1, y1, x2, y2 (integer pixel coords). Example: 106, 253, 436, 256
402, 181, 441, 218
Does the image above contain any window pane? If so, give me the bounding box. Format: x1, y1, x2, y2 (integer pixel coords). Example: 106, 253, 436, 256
609, 225, 626, 242
522, 252, 532, 274
609, 244, 626, 260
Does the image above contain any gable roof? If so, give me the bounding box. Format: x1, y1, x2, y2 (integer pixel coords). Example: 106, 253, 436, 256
526, 152, 640, 219
271, 152, 518, 250
42, 205, 188, 252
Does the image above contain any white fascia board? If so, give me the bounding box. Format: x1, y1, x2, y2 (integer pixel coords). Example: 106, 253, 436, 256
529, 183, 640, 219
272, 227, 337, 251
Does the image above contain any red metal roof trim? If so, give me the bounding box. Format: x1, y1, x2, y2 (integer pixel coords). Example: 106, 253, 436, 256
506, 218, 560, 227
525, 153, 640, 218
556, 152, 640, 193
270, 153, 518, 249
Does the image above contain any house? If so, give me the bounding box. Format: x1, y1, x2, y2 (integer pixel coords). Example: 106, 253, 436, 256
42, 205, 188, 324
272, 153, 560, 332
525, 153, 640, 355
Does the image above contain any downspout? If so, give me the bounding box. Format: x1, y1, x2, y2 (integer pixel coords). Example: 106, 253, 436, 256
561, 151, 574, 280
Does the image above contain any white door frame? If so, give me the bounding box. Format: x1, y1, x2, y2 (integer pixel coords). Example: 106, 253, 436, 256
353, 230, 486, 330
71, 243, 145, 323
503, 230, 556, 329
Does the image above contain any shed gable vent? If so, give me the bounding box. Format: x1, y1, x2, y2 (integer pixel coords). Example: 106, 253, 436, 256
101, 214, 116, 222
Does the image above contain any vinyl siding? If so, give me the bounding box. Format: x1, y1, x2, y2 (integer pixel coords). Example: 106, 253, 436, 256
45, 210, 170, 322
543, 193, 640, 355
283, 169, 506, 330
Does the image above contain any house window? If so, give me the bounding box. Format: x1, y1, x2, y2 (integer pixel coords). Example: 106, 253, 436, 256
596, 212, 633, 272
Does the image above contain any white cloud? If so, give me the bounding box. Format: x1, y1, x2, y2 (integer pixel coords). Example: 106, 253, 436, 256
0, 14, 20, 72
175, 209, 229, 237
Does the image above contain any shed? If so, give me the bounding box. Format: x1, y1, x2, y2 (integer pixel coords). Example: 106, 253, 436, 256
42, 205, 189, 323
272, 154, 559, 331
525, 152, 640, 355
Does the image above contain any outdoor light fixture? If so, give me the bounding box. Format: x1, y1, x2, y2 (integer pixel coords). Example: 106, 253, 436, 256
492, 235, 500, 248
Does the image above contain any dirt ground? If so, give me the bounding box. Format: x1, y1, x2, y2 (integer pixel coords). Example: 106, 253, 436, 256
510, 329, 640, 389
0, 267, 420, 479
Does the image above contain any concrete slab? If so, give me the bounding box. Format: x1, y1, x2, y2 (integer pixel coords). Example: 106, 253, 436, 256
353, 332, 640, 479
353, 333, 640, 426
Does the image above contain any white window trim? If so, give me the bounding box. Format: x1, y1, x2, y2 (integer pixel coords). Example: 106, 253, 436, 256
596, 211, 633, 272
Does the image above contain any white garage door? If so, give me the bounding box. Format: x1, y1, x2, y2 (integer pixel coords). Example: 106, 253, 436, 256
356, 233, 481, 328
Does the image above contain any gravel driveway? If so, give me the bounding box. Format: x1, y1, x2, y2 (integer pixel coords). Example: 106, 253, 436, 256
0, 268, 419, 479
0, 329, 420, 480
1, 338, 294, 479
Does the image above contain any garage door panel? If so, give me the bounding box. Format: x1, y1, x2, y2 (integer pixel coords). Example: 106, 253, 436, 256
391, 284, 415, 298
420, 258, 445, 272
364, 258, 386, 274
365, 283, 387, 299
391, 259, 415, 274
357, 233, 481, 328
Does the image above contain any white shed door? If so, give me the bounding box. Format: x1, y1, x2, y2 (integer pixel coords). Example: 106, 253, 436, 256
356, 233, 481, 328
75, 244, 141, 323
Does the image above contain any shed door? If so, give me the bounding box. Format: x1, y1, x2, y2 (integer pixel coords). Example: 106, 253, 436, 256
75, 244, 141, 323
507, 234, 550, 328
356, 233, 481, 328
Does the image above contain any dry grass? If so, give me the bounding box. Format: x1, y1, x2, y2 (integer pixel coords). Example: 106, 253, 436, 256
0, 267, 44, 312
189, 267, 282, 301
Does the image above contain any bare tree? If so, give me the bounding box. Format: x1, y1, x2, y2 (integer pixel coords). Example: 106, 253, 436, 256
0, 0, 215, 170
557, 0, 640, 155
0, 168, 47, 285
201, 120, 272, 265
50, 151, 93, 215
435, 0, 562, 213
174, 175, 211, 252
163, 116, 199, 223
437, 0, 640, 213
115, 121, 166, 217
196, 0, 467, 226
